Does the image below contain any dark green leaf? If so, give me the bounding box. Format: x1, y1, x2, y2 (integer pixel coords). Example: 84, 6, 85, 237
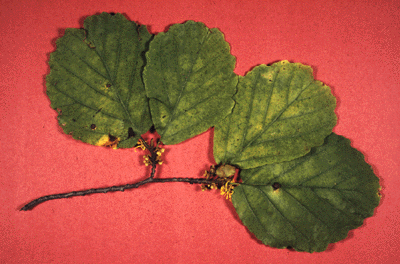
46, 13, 153, 149
143, 21, 238, 145
214, 61, 337, 168
232, 133, 381, 252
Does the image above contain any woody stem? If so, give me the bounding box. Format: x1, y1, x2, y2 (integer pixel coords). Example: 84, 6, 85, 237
20, 177, 214, 211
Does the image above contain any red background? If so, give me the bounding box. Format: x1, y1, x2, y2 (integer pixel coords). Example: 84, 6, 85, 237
1, 0, 399, 263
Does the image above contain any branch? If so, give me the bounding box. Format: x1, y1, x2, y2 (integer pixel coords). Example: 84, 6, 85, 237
20, 138, 235, 211
20, 177, 213, 211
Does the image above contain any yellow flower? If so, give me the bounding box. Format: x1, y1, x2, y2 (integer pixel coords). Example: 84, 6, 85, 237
156, 148, 165, 156
135, 139, 147, 151
143, 155, 152, 166
220, 180, 235, 201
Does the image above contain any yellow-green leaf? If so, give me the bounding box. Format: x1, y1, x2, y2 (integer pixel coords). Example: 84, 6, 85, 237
214, 61, 337, 168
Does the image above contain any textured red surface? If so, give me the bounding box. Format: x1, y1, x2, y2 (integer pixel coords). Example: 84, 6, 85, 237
1, 0, 399, 263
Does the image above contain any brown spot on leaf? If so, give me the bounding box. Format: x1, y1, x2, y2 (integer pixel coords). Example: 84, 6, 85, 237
108, 134, 117, 142
83, 39, 96, 49
272, 182, 281, 191
128, 127, 136, 138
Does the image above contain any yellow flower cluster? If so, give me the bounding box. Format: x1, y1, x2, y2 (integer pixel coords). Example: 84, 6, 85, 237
136, 139, 165, 166
201, 164, 239, 201
155, 148, 165, 165
143, 155, 152, 166
201, 165, 217, 191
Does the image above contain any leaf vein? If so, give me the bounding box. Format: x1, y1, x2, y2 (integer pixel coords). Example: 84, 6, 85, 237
52, 83, 126, 122
258, 187, 311, 244
56, 63, 116, 102
241, 186, 280, 242
310, 188, 366, 218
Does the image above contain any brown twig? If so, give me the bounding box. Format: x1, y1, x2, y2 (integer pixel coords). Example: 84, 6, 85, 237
20, 177, 212, 211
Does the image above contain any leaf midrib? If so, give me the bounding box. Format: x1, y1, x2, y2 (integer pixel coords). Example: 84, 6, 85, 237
237, 65, 313, 159
162, 85, 232, 139
233, 119, 333, 165
160, 26, 211, 140
90, 24, 141, 133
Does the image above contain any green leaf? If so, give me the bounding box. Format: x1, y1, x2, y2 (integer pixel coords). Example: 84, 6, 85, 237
214, 61, 337, 169
46, 13, 153, 149
143, 21, 238, 145
232, 133, 381, 252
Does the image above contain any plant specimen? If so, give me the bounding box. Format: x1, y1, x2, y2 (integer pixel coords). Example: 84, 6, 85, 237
21, 13, 381, 253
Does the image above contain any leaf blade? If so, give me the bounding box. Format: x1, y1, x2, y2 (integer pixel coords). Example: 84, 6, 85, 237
232, 133, 381, 252
144, 21, 238, 145
214, 61, 337, 168
46, 13, 153, 148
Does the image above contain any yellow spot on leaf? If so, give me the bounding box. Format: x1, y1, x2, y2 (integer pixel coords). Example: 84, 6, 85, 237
95, 134, 120, 149
178, 54, 191, 70
377, 186, 382, 198
261, 72, 273, 80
